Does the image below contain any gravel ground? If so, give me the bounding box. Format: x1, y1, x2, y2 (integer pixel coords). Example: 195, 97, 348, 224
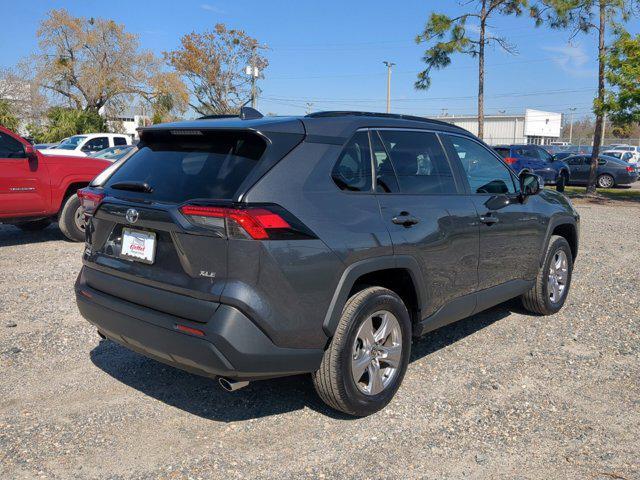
1, 200, 638, 480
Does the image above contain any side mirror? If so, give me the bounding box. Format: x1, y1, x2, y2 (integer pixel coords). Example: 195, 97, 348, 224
24, 144, 38, 162
520, 172, 542, 196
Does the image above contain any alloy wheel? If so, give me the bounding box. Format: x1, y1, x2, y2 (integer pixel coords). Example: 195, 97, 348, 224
548, 249, 569, 303
351, 310, 402, 396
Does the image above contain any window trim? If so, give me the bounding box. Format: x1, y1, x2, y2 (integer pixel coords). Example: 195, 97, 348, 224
440, 132, 520, 196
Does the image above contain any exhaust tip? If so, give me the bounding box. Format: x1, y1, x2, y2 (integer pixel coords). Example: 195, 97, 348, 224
218, 377, 250, 392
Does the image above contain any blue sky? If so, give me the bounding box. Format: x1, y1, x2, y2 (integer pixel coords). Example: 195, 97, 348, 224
1, 0, 635, 119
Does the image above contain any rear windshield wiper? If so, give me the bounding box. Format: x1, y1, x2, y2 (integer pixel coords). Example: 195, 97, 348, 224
110, 181, 154, 193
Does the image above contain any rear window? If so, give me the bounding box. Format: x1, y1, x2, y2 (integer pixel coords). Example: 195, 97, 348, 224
104, 130, 266, 202
494, 147, 510, 158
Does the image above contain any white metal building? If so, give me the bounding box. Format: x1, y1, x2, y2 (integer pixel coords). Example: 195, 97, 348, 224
439, 109, 562, 145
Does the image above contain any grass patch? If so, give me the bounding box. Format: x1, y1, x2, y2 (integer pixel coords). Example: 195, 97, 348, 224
548, 186, 640, 203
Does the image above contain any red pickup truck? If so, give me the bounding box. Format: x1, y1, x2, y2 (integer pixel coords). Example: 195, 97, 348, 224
0, 125, 111, 241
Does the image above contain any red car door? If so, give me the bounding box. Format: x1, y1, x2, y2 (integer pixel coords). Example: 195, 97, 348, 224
0, 129, 51, 217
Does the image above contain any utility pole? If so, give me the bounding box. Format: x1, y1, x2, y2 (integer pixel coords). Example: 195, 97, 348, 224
383, 61, 395, 113
246, 44, 259, 109
601, 113, 607, 144
568, 107, 576, 144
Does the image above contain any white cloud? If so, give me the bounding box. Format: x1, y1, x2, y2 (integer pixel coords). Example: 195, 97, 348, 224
543, 43, 594, 77
200, 3, 224, 13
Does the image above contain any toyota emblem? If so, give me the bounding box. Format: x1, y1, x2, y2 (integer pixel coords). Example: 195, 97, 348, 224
125, 208, 139, 224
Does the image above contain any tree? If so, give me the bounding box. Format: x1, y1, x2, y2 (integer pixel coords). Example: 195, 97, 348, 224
604, 29, 640, 126
165, 24, 268, 115
27, 107, 107, 143
0, 67, 48, 129
535, 0, 637, 194
415, 1, 529, 139
33, 9, 187, 116
0, 100, 20, 131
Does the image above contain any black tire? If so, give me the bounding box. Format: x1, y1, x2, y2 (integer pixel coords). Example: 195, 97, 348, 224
521, 235, 573, 315
17, 218, 51, 231
556, 171, 568, 192
58, 194, 85, 242
597, 174, 615, 189
312, 287, 412, 416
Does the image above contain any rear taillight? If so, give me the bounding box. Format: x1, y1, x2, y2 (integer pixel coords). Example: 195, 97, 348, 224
180, 205, 315, 240
626, 166, 635, 173
77, 188, 104, 212
504, 157, 518, 165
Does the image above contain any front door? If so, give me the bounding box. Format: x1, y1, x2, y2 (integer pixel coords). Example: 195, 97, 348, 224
371, 129, 479, 318
441, 134, 545, 290
0, 131, 50, 217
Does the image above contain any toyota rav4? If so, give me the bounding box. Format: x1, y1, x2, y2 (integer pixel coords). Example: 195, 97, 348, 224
75, 110, 579, 416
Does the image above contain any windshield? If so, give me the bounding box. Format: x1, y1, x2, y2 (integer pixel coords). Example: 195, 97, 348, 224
92, 146, 133, 161
57, 135, 87, 150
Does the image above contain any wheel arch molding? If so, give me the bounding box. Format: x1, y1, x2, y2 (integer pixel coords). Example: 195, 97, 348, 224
322, 255, 426, 337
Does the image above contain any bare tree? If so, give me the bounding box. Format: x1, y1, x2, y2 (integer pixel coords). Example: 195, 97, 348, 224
33, 9, 187, 116
165, 24, 268, 115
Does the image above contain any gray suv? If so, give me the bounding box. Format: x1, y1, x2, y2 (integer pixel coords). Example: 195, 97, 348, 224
75, 110, 579, 416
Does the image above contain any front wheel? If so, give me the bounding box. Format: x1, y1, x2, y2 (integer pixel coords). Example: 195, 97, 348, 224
521, 235, 573, 315
58, 194, 85, 242
556, 171, 569, 192
312, 287, 412, 416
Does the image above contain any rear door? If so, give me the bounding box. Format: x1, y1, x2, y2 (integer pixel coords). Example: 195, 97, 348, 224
0, 131, 50, 217
441, 134, 545, 290
566, 156, 585, 183
372, 129, 479, 318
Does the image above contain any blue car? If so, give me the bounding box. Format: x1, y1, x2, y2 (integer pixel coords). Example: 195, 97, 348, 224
494, 144, 571, 190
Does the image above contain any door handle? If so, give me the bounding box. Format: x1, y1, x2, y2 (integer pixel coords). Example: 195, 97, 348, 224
392, 213, 420, 227
479, 214, 499, 225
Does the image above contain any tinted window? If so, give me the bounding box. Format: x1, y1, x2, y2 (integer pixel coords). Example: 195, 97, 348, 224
377, 130, 456, 194
113, 137, 128, 146
0, 132, 25, 158
82, 137, 109, 152
446, 135, 516, 194
57, 135, 86, 150
535, 146, 553, 162
105, 131, 266, 202
494, 147, 511, 158
567, 156, 582, 166
331, 131, 372, 192
371, 131, 400, 193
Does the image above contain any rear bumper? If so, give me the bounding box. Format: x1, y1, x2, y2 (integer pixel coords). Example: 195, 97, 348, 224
75, 267, 324, 381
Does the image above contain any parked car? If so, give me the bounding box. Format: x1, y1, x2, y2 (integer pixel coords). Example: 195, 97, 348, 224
90, 145, 136, 162
601, 149, 639, 164
0, 125, 111, 241
75, 110, 580, 416
34, 137, 70, 150
493, 144, 571, 189
564, 154, 639, 188
40, 133, 131, 157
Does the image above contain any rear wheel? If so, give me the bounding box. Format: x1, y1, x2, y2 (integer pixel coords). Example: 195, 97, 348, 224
312, 287, 412, 416
521, 235, 573, 315
58, 194, 85, 242
17, 218, 51, 232
597, 174, 615, 189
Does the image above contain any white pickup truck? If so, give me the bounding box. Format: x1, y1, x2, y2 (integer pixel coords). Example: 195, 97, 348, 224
40, 133, 131, 157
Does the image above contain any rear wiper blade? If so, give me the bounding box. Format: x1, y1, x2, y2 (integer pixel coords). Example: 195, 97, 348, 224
110, 181, 153, 193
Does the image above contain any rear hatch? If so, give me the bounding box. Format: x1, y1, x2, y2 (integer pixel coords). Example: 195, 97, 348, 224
80, 125, 305, 320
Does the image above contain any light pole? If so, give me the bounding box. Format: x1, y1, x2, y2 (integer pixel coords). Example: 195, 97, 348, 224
383, 61, 395, 113
246, 44, 260, 109
568, 107, 576, 144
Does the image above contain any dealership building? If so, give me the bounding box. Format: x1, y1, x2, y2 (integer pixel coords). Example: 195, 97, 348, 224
439, 109, 562, 146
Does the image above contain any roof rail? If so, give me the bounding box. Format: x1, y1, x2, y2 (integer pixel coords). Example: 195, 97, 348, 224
305, 111, 465, 129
